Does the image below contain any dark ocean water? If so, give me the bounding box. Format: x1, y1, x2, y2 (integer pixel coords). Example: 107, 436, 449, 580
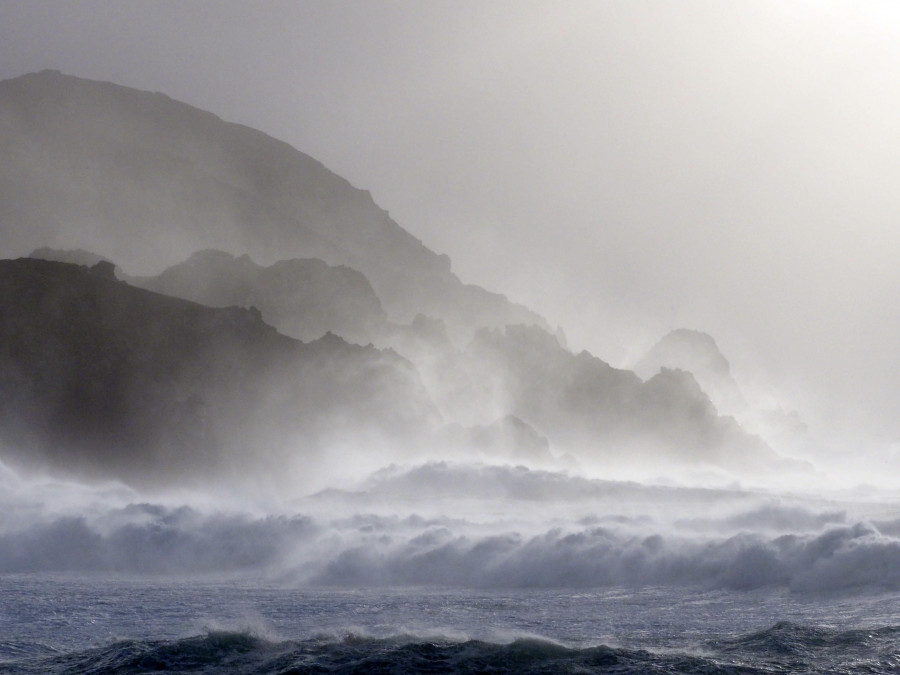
5, 461, 900, 672
3, 576, 900, 674
10, 626, 900, 674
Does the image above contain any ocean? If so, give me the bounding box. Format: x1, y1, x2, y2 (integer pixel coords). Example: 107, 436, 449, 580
3, 460, 900, 673
4, 577, 900, 673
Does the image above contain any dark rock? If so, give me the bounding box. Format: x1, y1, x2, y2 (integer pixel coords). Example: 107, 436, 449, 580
0, 258, 440, 489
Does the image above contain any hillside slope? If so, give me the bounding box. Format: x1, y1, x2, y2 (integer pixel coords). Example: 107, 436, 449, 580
0, 70, 545, 339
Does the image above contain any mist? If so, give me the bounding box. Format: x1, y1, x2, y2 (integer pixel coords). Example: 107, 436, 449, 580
1, 1, 899, 455
5, 456, 900, 596
7, 9, 900, 674
2, 0, 900, 612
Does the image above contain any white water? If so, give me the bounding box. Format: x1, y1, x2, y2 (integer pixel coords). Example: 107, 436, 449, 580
2, 459, 900, 593
5, 457, 900, 672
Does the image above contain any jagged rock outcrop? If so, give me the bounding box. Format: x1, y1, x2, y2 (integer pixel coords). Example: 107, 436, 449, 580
634, 329, 812, 454
0, 258, 440, 488
634, 328, 747, 416
131, 249, 390, 344
0, 70, 546, 341
445, 325, 780, 471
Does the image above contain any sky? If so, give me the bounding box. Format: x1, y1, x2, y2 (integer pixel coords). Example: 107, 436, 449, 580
1, 0, 899, 448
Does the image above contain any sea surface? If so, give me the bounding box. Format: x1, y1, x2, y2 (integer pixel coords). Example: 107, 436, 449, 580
4, 460, 900, 673
3, 575, 900, 674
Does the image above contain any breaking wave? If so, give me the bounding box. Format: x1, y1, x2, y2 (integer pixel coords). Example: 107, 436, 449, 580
5, 623, 900, 674
2, 461, 900, 593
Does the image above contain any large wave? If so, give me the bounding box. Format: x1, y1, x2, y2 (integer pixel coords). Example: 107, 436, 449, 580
6, 623, 900, 674
3, 460, 900, 593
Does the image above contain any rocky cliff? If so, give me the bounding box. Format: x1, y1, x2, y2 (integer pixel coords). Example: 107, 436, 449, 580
0, 70, 545, 341
0, 258, 439, 489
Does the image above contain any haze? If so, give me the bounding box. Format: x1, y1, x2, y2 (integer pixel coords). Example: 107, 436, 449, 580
1, 0, 898, 455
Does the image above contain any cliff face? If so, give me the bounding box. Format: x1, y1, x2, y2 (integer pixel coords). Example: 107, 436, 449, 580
0, 70, 545, 339
0, 72, 799, 483
0, 257, 794, 485
444, 325, 777, 471
0, 258, 439, 488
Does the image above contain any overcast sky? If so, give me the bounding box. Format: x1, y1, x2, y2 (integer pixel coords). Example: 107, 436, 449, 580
1, 0, 899, 447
